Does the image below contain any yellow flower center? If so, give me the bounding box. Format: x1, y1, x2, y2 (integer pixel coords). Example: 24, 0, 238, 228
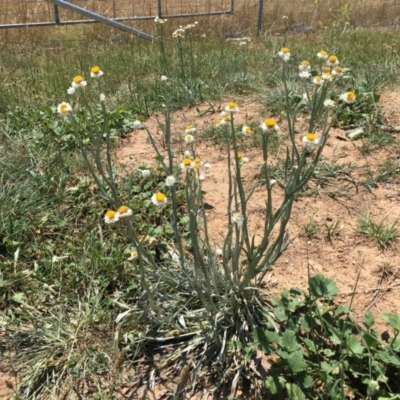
216, 118, 222, 124
281, 47, 290, 53
328, 55, 338, 63
347, 92, 355, 100
60, 103, 69, 113
105, 210, 116, 219
319, 50, 327, 56
237, 152, 243, 160
185, 135, 193, 141
321, 66, 331, 73
245, 126, 252, 134
91, 66, 100, 74
186, 124, 194, 130
131, 250, 138, 258
315, 76, 322, 82
301, 60, 309, 66
334, 66, 343, 73
156, 193, 166, 202
224, 116, 231, 121
227, 102, 237, 109
73, 75, 83, 84
265, 118, 276, 128
235, 214, 243, 222
194, 157, 201, 164
183, 158, 192, 166
193, 163, 200, 170
117, 205, 129, 214
323, 73, 333, 79
306, 133, 316, 141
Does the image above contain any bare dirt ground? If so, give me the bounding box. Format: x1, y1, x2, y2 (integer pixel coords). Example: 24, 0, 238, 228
116, 90, 400, 335
2, 91, 400, 399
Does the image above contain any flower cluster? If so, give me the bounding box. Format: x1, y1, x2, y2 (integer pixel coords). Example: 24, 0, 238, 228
104, 205, 133, 224
154, 16, 167, 24
172, 21, 198, 38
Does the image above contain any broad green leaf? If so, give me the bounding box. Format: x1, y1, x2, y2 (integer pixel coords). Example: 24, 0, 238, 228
274, 307, 287, 322
286, 383, 307, 400
364, 310, 375, 329
362, 332, 379, 348
265, 374, 285, 394
281, 330, 300, 352
286, 350, 307, 373
300, 314, 315, 331
303, 338, 316, 353
334, 305, 351, 317
346, 336, 364, 355
309, 274, 338, 299
296, 372, 313, 389
252, 328, 275, 354
381, 313, 400, 331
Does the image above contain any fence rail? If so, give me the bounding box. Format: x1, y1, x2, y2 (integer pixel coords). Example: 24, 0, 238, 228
0, 0, 234, 29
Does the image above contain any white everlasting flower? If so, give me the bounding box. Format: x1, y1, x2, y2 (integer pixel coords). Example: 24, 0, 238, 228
299, 70, 311, 79
151, 192, 168, 207
215, 117, 227, 127
199, 174, 205, 181
317, 50, 328, 59
340, 91, 356, 104
154, 17, 167, 24
116, 205, 133, 218
180, 157, 193, 170
204, 162, 211, 169
225, 102, 239, 113
326, 55, 339, 67
104, 210, 119, 224
261, 118, 281, 134
269, 179, 277, 187
160, 75, 168, 81
302, 133, 321, 149
278, 47, 290, 62
57, 102, 72, 116
236, 152, 249, 165
165, 175, 176, 187
220, 111, 227, 118
133, 120, 142, 129
324, 99, 336, 108
299, 60, 311, 71
71, 75, 87, 89
322, 72, 333, 82
128, 249, 138, 260
232, 212, 244, 227
90, 66, 104, 78
332, 66, 344, 77
215, 248, 223, 256
242, 125, 253, 136
100, 93, 106, 102
139, 169, 151, 178
184, 150, 192, 158
184, 124, 196, 134
184, 134, 194, 144
313, 75, 323, 85
67, 87, 75, 95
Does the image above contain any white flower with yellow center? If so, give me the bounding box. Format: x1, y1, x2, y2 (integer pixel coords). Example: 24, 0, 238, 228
313, 75, 323, 85
299, 60, 311, 71
278, 47, 290, 62
326, 55, 339, 67
116, 205, 132, 219
215, 117, 227, 127
104, 210, 119, 224
184, 134, 194, 144
154, 17, 167, 24
67, 87, 75, 95
128, 249, 138, 261
165, 175, 176, 187
242, 125, 253, 136
232, 212, 244, 227
322, 72, 333, 82
90, 66, 104, 78
317, 50, 328, 59
324, 99, 336, 108
71, 75, 87, 89
302, 132, 321, 149
152, 192, 168, 207
332, 66, 344, 77
236, 152, 249, 165
340, 91, 356, 104
180, 157, 193, 170
261, 118, 280, 134
184, 124, 196, 134
220, 111, 227, 117
225, 102, 239, 113
57, 102, 72, 116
